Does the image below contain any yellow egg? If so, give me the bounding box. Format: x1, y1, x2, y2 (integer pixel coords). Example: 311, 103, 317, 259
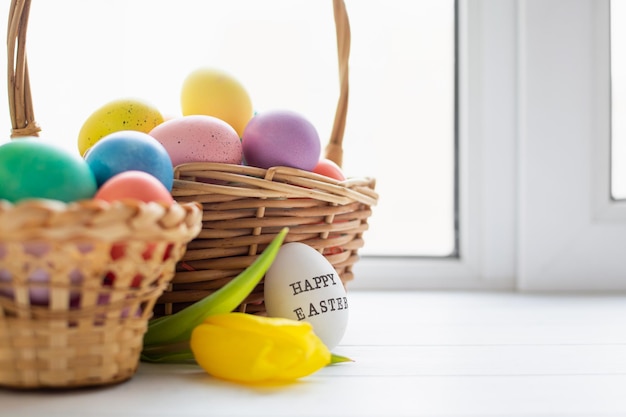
77, 98, 164, 156
180, 68, 253, 137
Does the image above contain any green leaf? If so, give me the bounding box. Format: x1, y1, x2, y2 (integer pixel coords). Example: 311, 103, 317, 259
330, 353, 354, 364
142, 227, 289, 349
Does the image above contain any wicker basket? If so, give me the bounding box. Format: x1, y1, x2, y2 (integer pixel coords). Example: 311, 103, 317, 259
155, 0, 378, 317
0, 1, 203, 389
0, 200, 201, 389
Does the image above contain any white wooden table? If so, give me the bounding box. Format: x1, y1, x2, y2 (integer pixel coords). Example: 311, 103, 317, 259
2, 291, 626, 417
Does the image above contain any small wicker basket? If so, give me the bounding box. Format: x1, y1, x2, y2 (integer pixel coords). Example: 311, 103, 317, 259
0, 1, 203, 389
156, 0, 378, 317
0, 200, 201, 389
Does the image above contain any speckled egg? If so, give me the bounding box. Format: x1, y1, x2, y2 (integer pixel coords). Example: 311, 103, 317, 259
77, 98, 164, 157
149, 115, 243, 167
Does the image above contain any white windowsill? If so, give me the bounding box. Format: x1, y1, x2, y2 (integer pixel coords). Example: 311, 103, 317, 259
3, 289, 626, 417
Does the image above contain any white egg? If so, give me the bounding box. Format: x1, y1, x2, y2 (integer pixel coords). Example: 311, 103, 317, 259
264, 242, 348, 350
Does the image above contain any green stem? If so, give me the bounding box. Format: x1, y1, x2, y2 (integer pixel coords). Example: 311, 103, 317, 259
142, 227, 289, 348
330, 353, 354, 364
141, 350, 196, 364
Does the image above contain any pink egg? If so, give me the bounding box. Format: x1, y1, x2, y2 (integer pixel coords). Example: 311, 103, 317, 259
149, 115, 242, 166
242, 110, 321, 170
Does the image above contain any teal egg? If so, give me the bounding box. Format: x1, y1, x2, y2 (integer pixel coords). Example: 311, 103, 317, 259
0, 137, 97, 203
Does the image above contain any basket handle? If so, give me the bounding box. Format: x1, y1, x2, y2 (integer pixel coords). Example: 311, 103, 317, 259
7, 0, 351, 167
326, 0, 350, 168
7, 0, 41, 138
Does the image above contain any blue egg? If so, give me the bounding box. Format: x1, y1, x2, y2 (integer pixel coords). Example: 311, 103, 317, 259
84, 130, 174, 190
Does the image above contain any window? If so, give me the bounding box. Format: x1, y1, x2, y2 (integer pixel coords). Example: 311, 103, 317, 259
343, 1, 456, 257
358, 0, 626, 291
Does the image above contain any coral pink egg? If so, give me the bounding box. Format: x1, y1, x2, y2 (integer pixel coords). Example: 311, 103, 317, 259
94, 170, 174, 203
313, 158, 346, 181
149, 115, 243, 166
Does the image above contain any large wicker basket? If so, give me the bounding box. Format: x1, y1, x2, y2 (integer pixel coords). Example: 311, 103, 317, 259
0, 1, 203, 389
5, 0, 377, 327
156, 0, 378, 317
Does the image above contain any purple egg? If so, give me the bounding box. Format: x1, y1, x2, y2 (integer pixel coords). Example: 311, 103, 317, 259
0, 269, 11, 299
242, 110, 321, 170
28, 268, 50, 305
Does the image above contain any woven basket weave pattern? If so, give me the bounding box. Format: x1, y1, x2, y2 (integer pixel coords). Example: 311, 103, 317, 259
156, 163, 376, 315
0, 200, 202, 388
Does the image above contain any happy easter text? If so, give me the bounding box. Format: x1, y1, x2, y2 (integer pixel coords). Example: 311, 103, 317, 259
289, 273, 348, 320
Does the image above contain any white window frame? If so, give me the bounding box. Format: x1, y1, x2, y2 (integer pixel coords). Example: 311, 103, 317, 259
351, 0, 626, 292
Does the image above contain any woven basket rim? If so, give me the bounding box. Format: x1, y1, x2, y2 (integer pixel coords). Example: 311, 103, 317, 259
173, 162, 378, 206
0, 199, 203, 242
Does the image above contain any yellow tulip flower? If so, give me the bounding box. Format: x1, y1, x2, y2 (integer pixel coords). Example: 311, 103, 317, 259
190, 312, 331, 383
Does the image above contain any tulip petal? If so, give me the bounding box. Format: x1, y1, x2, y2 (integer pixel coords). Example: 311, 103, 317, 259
190, 313, 331, 383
